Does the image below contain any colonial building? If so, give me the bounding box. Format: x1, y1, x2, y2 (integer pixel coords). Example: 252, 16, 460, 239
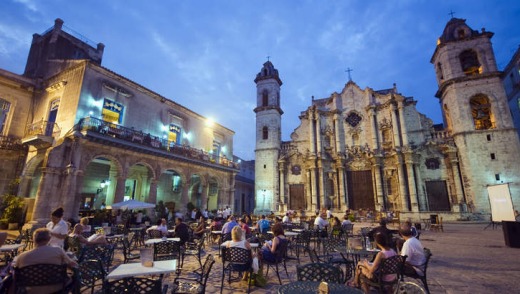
0, 19, 239, 223
233, 156, 255, 214
254, 18, 520, 221
503, 46, 520, 141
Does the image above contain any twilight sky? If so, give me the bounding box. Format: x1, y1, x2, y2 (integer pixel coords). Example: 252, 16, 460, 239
1, 0, 519, 160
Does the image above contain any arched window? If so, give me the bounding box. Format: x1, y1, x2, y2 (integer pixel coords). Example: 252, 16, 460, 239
470, 95, 493, 130
262, 90, 268, 106
0, 98, 11, 134
459, 50, 480, 76
262, 126, 268, 139
437, 62, 444, 80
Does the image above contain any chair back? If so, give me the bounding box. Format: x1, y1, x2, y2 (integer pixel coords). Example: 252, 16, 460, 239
14, 263, 68, 293
322, 238, 344, 255
66, 236, 81, 256
341, 223, 354, 236
79, 244, 115, 272
296, 262, 342, 283
79, 259, 106, 293
148, 229, 163, 239
201, 254, 216, 288
153, 240, 181, 261
375, 255, 405, 282
222, 247, 252, 272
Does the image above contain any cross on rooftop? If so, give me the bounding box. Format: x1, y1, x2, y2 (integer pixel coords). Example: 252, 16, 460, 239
449, 10, 456, 18
345, 67, 354, 81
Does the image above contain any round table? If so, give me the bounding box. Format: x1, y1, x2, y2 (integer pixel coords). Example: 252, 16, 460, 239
277, 281, 362, 294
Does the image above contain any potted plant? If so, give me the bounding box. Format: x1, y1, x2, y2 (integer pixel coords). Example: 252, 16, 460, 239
1, 194, 25, 230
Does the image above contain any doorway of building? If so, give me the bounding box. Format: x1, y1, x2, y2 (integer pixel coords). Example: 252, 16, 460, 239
346, 170, 375, 210
289, 184, 305, 210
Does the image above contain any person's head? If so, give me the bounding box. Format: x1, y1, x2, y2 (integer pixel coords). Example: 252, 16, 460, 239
261, 215, 266, 219
275, 217, 282, 223
80, 217, 89, 226
175, 217, 183, 225
343, 215, 349, 220
374, 233, 390, 249
51, 207, 64, 224
231, 226, 243, 241
161, 218, 167, 225
272, 223, 284, 237
379, 219, 387, 227
73, 224, 84, 234
334, 216, 340, 224
399, 223, 413, 239
156, 219, 163, 226
285, 213, 289, 217
239, 218, 246, 224
33, 228, 52, 246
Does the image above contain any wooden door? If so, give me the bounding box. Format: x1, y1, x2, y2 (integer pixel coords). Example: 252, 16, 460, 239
289, 184, 305, 210
346, 170, 375, 210
425, 180, 451, 211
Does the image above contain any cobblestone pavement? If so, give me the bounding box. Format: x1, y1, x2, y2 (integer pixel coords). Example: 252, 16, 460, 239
5, 222, 520, 293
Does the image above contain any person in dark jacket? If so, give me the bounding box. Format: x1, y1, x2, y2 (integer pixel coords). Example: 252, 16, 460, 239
173, 217, 190, 245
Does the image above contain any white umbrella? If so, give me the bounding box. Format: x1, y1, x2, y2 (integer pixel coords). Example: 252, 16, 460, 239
110, 199, 156, 210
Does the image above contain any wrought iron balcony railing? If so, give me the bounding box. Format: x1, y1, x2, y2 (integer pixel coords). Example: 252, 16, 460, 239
77, 116, 239, 169
24, 120, 61, 138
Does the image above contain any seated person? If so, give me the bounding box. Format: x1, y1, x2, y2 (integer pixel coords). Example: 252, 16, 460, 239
368, 219, 394, 247
238, 217, 251, 237
350, 233, 397, 292
314, 212, 329, 237
341, 215, 352, 226
13, 228, 78, 294
79, 217, 91, 233
259, 223, 287, 263
256, 215, 271, 234
400, 223, 426, 276
69, 224, 107, 246
193, 216, 207, 239
221, 215, 239, 235
222, 226, 251, 250
146, 218, 168, 236
173, 217, 190, 245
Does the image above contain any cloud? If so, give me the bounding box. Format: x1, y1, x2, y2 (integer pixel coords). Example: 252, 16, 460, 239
0, 23, 32, 57
13, 0, 38, 12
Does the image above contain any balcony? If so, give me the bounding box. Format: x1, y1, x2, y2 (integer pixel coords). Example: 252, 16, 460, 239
430, 129, 453, 144
0, 135, 27, 151
21, 120, 61, 148
76, 116, 239, 170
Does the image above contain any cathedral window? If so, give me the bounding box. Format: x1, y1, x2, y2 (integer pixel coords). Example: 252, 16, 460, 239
262, 126, 268, 140
459, 50, 481, 76
345, 112, 362, 127
425, 158, 440, 170
437, 62, 444, 80
0, 98, 11, 134
386, 178, 393, 195
262, 90, 268, 106
470, 95, 494, 130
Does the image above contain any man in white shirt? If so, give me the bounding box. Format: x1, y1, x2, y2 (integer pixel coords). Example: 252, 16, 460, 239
146, 218, 168, 235
400, 223, 426, 276
46, 207, 69, 248
314, 212, 329, 230
282, 213, 290, 223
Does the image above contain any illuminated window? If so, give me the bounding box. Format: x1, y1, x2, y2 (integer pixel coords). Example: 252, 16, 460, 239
212, 140, 221, 160
168, 124, 181, 146
172, 173, 181, 192
0, 98, 11, 134
262, 126, 268, 140
470, 95, 493, 130
102, 98, 124, 123
459, 50, 480, 76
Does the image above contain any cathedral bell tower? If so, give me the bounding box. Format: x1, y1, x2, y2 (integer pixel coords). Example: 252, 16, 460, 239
254, 61, 283, 214
431, 18, 520, 215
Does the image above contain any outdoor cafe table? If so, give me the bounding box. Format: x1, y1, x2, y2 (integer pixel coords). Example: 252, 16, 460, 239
0, 244, 25, 252
267, 231, 300, 237
277, 281, 362, 294
340, 248, 380, 264
106, 259, 178, 280
145, 238, 181, 245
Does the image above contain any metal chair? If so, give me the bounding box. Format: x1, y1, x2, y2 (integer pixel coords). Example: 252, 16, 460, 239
103, 276, 167, 294
296, 262, 342, 283
78, 259, 106, 294
122, 238, 140, 263
14, 263, 70, 294
148, 229, 164, 239
182, 238, 204, 271
79, 244, 115, 273
220, 247, 253, 294
263, 238, 290, 284
402, 248, 432, 294
66, 236, 82, 258
290, 230, 311, 263
153, 240, 182, 261
173, 254, 215, 293
360, 255, 406, 294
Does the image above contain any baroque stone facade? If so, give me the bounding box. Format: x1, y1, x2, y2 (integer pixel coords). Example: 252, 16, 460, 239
255, 18, 520, 221
0, 19, 239, 223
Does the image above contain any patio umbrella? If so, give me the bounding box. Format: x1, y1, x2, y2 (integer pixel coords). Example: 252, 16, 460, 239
109, 199, 156, 210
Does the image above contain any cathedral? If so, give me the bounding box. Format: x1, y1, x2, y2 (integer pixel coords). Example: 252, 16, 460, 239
254, 18, 520, 221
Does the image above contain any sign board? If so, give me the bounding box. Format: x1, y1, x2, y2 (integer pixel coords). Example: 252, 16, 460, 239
487, 184, 515, 222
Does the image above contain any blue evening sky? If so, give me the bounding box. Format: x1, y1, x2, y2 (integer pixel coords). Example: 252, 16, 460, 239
1, 0, 519, 159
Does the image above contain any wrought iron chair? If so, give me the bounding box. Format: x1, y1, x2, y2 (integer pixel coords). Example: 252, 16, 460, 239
290, 230, 311, 263
14, 263, 71, 294
78, 259, 106, 294
220, 247, 253, 294
103, 276, 167, 294
402, 248, 432, 294
79, 244, 115, 272
296, 262, 342, 283
182, 237, 204, 270
360, 254, 406, 294
154, 240, 182, 261
262, 238, 290, 284
148, 229, 164, 239
66, 236, 82, 258
342, 223, 354, 239
122, 238, 140, 263
173, 254, 215, 293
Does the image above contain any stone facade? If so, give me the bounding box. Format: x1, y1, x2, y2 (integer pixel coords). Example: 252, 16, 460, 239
255, 18, 520, 221
503, 47, 520, 142
0, 19, 239, 223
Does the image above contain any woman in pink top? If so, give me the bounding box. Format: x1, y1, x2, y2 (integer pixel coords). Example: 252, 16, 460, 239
350, 233, 397, 292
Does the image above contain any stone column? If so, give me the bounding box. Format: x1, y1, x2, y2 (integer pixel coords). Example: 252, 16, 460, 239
450, 158, 465, 212
201, 184, 208, 210
337, 164, 346, 210
279, 162, 285, 211
106, 170, 118, 205
148, 179, 158, 204
391, 104, 401, 147
113, 176, 126, 204
71, 171, 85, 220
306, 169, 312, 211
316, 112, 322, 155
309, 111, 316, 154
31, 167, 60, 223
310, 167, 318, 211
398, 104, 409, 146
318, 161, 325, 209
405, 158, 419, 211
61, 164, 78, 220
181, 181, 190, 213
333, 113, 341, 153
372, 159, 384, 210
397, 158, 409, 211
368, 107, 379, 149
414, 165, 427, 211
